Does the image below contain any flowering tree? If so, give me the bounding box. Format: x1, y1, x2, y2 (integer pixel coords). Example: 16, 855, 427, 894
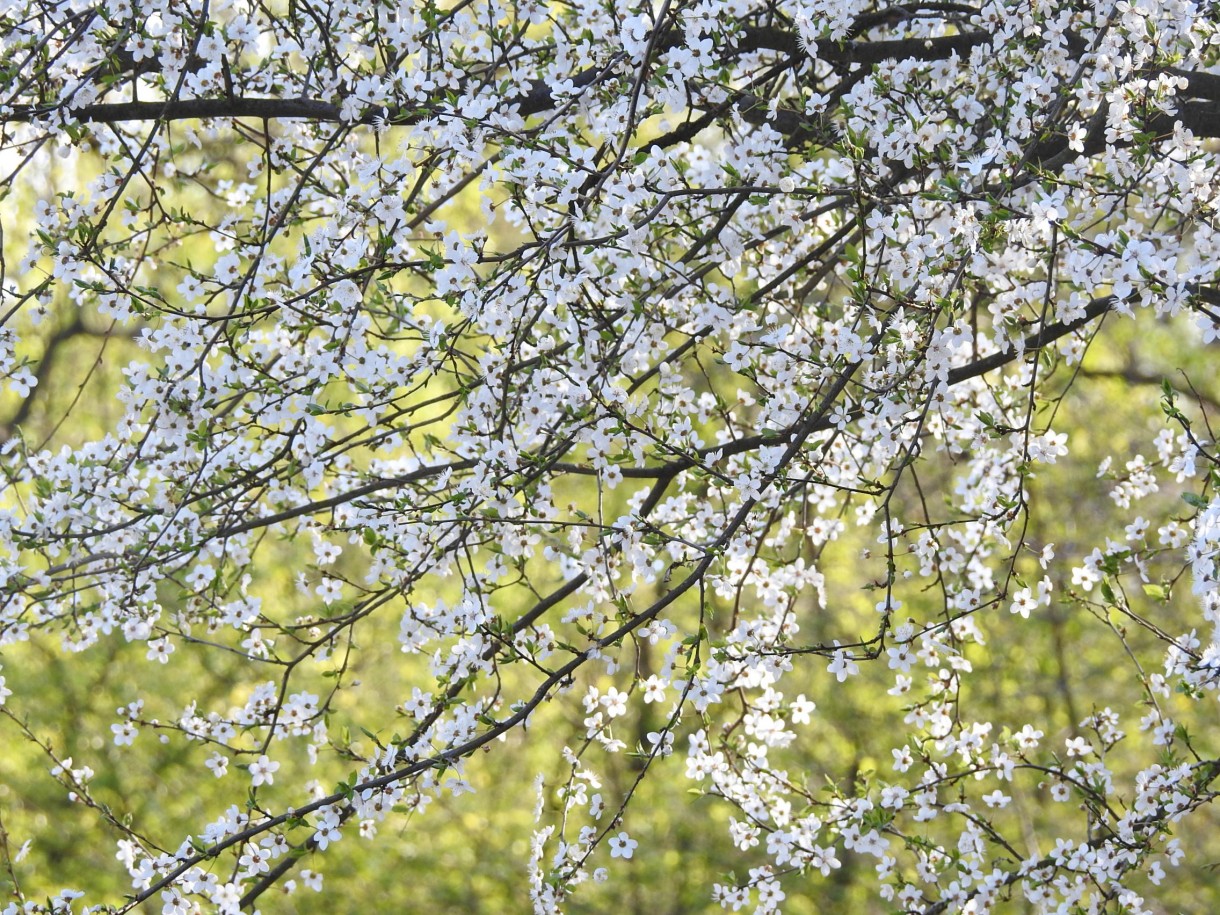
3, 0, 1220, 911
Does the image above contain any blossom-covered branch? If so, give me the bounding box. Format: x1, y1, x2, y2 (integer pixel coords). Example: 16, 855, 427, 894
2, 1, 1220, 913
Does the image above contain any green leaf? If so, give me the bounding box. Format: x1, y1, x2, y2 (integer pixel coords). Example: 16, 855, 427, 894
1182, 492, 1208, 509
1142, 583, 1170, 601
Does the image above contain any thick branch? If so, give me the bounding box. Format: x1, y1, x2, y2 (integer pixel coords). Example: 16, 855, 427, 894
945, 296, 1116, 386
7, 62, 607, 126
8, 26, 1003, 129
737, 26, 989, 63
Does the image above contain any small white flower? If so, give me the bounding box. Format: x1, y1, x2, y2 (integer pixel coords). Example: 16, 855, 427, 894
111, 721, 138, 746
249, 755, 280, 787
608, 831, 637, 859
